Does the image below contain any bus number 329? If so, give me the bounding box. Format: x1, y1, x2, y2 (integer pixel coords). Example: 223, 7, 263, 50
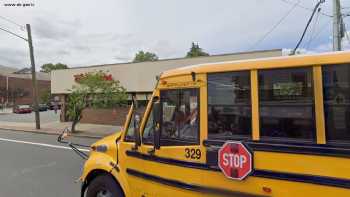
185, 148, 201, 159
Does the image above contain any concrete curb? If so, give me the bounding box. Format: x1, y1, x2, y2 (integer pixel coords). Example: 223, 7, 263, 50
0, 127, 103, 139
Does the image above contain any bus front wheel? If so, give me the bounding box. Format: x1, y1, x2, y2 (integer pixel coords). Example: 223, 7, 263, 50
86, 174, 124, 197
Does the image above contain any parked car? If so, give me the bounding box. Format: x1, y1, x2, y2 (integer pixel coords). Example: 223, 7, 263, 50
13, 105, 32, 114
38, 104, 48, 111
48, 102, 61, 110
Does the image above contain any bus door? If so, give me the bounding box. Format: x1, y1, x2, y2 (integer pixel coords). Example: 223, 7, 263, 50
127, 87, 206, 197
118, 105, 146, 197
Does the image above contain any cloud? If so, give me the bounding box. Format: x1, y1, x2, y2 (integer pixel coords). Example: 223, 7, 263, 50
149, 40, 182, 58
56, 50, 70, 56
72, 44, 91, 52
1, 0, 349, 69
0, 48, 28, 68
33, 16, 81, 41
283, 42, 350, 56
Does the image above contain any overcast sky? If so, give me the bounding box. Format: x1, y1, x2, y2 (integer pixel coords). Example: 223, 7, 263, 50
1, 0, 350, 69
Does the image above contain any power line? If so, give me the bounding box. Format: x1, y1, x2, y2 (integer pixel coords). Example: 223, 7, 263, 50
306, 8, 322, 49
248, 0, 300, 50
309, 19, 332, 43
291, 0, 325, 55
0, 26, 27, 41
0, 15, 25, 30
277, 0, 332, 17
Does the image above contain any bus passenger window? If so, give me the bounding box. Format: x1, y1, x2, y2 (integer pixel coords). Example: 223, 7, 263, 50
208, 71, 251, 139
323, 64, 350, 143
259, 67, 315, 141
160, 89, 199, 145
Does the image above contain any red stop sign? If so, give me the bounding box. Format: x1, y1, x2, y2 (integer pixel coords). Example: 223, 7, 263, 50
218, 141, 252, 180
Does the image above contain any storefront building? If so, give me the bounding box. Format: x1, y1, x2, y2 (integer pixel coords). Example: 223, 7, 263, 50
0, 65, 50, 106
51, 49, 282, 125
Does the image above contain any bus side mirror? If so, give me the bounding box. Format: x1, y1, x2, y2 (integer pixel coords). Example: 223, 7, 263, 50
153, 102, 161, 150
153, 102, 161, 124
133, 114, 141, 148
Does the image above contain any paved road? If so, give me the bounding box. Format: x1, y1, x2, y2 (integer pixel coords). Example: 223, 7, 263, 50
0, 110, 60, 123
0, 129, 98, 197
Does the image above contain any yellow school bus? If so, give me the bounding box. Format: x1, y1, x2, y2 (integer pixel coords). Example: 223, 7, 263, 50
79, 51, 350, 197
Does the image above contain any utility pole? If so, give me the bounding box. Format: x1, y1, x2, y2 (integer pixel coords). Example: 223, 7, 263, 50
291, 0, 325, 55
6, 76, 8, 106
0, 22, 40, 129
26, 24, 40, 129
333, 0, 342, 51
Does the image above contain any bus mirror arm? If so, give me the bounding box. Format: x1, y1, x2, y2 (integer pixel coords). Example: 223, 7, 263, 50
57, 127, 90, 160
154, 128, 160, 150
147, 126, 160, 155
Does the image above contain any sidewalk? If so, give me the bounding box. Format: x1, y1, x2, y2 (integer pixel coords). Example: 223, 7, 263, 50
0, 120, 121, 139
0, 108, 12, 115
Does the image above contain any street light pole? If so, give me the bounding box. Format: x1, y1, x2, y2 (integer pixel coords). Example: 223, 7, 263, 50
26, 24, 40, 129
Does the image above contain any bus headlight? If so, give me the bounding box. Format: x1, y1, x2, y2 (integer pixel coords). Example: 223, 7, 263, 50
91, 144, 108, 153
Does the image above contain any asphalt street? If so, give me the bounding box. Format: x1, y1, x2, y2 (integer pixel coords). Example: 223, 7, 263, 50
0, 129, 97, 197
0, 110, 60, 123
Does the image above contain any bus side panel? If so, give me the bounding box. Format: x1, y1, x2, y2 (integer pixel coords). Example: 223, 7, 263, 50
201, 150, 350, 197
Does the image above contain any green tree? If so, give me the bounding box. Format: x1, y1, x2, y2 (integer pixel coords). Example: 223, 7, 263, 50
40, 63, 68, 73
67, 71, 127, 132
132, 50, 159, 63
40, 90, 51, 104
186, 42, 209, 58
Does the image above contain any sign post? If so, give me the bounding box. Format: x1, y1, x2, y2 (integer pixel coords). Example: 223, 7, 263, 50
218, 141, 252, 180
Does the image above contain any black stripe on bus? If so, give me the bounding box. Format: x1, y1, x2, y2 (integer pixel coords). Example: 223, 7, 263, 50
253, 170, 350, 189
126, 150, 210, 170
126, 150, 350, 189
204, 139, 350, 158
126, 168, 266, 197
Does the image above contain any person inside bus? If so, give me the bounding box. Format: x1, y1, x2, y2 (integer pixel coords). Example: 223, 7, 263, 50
174, 110, 186, 137
179, 107, 198, 139
208, 106, 227, 138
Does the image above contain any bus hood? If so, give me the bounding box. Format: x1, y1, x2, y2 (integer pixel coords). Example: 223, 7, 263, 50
90, 131, 122, 156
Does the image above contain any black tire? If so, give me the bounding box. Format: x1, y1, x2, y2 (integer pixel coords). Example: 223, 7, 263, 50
86, 175, 124, 197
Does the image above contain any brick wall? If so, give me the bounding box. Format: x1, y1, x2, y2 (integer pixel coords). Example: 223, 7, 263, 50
0, 75, 50, 105
80, 106, 146, 126
0, 75, 6, 103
